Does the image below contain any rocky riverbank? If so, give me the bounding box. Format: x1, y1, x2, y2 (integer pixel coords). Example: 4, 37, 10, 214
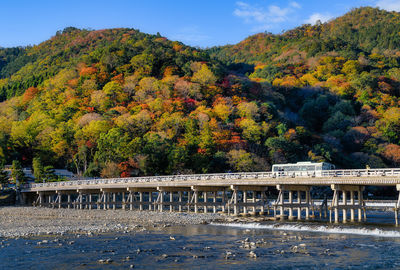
0, 206, 226, 238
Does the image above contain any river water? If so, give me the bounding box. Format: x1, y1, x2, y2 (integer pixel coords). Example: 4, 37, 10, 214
1, 210, 400, 269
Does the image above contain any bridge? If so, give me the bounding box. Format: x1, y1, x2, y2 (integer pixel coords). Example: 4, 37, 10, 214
21, 168, 400, 225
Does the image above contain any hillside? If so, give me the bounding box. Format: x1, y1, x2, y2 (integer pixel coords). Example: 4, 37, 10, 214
209, 7, 400, 65
0, 7, 399, 180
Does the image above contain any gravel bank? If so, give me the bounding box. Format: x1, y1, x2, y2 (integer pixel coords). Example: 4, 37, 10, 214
0, 206, 226, 238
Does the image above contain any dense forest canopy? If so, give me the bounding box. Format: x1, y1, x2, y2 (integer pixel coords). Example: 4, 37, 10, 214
0, 7, 399, 181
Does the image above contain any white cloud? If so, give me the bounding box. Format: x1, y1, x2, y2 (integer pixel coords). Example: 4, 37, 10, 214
305, 13, 334, 25
290, 2, 302, 9
234, 1, 301, 32
376, 0, 400, 11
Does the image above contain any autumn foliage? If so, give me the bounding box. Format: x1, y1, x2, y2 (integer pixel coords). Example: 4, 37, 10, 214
0, 8, 400, 179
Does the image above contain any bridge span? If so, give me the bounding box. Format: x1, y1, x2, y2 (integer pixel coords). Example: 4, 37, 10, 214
21, 168, 400, 224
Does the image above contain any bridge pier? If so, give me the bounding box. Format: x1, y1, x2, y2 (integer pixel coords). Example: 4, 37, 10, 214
156, 187, 191, 213
228, 185, 268, 216
190, 186, 225, 214
213, 191, 217, 213
274, 185, 312, 220
179, 191, 183, 212
395, 185, 400, 226
330, 185, 365, 223
187, 191, 191, 212
126, 188, 157, 211
36, 191, 57, 207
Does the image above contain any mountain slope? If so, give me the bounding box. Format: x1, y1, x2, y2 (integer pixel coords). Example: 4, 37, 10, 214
0, 7, 399, 180
209, 7, 400, 65
0, 27, 216, 100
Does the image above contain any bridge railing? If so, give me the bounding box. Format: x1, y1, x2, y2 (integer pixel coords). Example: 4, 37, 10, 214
23, 172, 276, 189
22, 168, 400, 190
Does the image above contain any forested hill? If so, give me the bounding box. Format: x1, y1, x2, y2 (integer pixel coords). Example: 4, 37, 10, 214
209, 7, 400, 65
0, 27, 217, 100
0, 7, 399, 180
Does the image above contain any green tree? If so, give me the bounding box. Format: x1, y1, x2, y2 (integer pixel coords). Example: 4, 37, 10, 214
10, 160, 26, 187
95, 128, 131, 164
376, 107, 400, 144
43, 165, 58, 182
102, 81, 122, 99
238, 118, 262, 143
265, 137, 303, 163
141, 132, 172, 175
192, 64, 217, 86
32, 157, 44, 183
342, 60, 361, 77
227, 149, 254, 172
130, 53, 154, 75
299, 96, 330, 131
237, 102, 259, 119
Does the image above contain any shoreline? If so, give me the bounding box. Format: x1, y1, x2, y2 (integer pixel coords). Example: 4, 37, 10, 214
0, 206, 226, 238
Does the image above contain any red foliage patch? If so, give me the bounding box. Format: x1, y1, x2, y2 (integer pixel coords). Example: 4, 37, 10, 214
22, 87, 39, 104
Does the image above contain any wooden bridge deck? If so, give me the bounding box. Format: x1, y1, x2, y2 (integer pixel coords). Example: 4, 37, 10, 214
21, 168, 400, 193
19, 168, 400, 225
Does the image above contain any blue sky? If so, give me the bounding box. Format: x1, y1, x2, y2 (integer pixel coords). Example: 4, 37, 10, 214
1, 0, 399, 48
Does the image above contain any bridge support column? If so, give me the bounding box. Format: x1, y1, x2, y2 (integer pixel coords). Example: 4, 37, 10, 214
213, 192, 217, 213
228, 185, 267, 216
129, 192, 133, 210
342, 191, 347, 223
148, 192, 152, 211
103, 192, 107, 210
79, 193, 83, 209
305, 190, 310, 220
187, 191, 191, 213
53, 193, 61, 209
139, 192, 143, 211
67, 194, 71, 209
194, 190, 198, 213
169, 192, 173, 212
274, 185, 312, 221
122, 192, 126, 210
159, 192, 164, 212
288, 191, 294, 220
36, 192, 49, 207
252, 191, 256, 214
203, 192, 208, 213
350, 191, 355, 222
395, 185, 400, 226
297, 190, 301, 220
88, 194, 92, 210
260, 191, 266, 215
243, 191, 247, 215
59, 194, 62, 208
358, 190, 362, 222
330, 185, 365, 224
178, 191, 182, 212
222, 190, 226, 213
230, 186, 238, 216
112, 193, 116, 210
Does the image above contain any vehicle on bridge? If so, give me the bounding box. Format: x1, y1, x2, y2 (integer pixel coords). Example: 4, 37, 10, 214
272, 161, 336, 177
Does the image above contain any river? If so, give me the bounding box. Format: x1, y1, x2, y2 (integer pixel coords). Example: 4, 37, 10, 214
1, 210, 400, 269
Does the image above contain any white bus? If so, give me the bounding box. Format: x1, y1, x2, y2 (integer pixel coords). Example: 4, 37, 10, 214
272, 161, 336, 177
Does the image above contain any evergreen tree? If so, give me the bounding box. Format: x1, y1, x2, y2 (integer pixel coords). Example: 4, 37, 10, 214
32, 157, 44, 183
10, 160, 26, 187
43, 166, 57, 182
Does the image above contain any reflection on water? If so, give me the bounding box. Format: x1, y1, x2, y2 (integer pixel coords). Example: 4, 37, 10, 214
1, 211, 400, 269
